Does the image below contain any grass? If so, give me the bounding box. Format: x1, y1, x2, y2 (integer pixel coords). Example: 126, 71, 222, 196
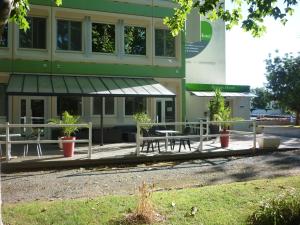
3, 175, 300, 225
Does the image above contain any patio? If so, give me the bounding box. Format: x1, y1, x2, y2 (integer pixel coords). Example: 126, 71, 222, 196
1, 133, 299, 172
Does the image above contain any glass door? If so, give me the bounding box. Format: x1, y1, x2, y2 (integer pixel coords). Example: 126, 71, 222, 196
20, 97, 46, 135
156, 98, 175, 123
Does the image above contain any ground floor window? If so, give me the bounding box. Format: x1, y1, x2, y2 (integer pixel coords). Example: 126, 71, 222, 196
93, 97, 115, 115
125, 97, 147, 116
57, 96, 82, 116
0, 84, 7, 116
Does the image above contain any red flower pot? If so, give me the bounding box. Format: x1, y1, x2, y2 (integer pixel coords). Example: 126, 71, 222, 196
62, 136, 76, 157
220, 130, 229, 148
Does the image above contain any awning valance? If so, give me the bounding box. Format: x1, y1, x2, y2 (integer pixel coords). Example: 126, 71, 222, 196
6, 74, 175, 97
191, 91, 256, 97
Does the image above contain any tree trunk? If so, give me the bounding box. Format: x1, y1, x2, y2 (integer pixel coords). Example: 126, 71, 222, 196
296, 110, 300, 126
0, 0, 13, 33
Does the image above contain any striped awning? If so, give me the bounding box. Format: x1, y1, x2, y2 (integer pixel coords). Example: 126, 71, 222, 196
191, 91, 256, 97
6, 74, 175, 97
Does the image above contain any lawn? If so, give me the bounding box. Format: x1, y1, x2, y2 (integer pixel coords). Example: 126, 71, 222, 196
3, 175, 300, 225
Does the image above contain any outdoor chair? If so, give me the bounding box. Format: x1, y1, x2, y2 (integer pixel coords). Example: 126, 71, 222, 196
22, 128, 43, 157
141, 128, 160, 153
172, 126, 192, 152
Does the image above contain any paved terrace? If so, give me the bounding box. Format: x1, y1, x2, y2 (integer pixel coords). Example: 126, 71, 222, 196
1, 133, 299, 172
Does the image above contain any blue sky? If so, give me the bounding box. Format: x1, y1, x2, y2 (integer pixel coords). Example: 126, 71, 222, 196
226, 6, 300, 88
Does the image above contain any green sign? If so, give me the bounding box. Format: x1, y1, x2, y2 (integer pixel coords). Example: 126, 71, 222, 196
186, 21, 212, 58
186, 83, 250, 92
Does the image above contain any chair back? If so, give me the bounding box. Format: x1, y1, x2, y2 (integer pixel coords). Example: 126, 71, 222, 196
183, 126, 191, 135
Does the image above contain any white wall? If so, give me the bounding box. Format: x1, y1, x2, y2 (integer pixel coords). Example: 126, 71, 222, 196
186, 17, 226, 84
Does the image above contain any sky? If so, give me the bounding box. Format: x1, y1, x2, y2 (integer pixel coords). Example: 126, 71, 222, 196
226, 6, 300, 88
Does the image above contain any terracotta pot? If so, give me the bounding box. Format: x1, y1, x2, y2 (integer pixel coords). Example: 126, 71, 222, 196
62, 136, 76, 157
220, 130, 229, 148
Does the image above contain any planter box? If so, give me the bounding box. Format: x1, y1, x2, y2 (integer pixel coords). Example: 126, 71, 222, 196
258, 137, 280, 149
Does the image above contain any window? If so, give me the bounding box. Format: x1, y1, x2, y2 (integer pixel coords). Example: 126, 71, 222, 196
124, 26, 146, 55
92, 23, 115, 53
0, 24, 8, 47
19, 17, 46, 49
125, 97, 146, 116
0, 85, 7, 116
93, 97, 115, 115
155, 29, 175, 57
57, 96, 82, 116
57, 20, 82, 51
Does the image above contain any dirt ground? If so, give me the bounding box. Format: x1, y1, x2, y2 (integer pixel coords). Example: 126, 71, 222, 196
1, 149, 300, 203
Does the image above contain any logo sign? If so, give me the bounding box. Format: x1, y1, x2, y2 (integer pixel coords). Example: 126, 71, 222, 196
186, 21, 212, 58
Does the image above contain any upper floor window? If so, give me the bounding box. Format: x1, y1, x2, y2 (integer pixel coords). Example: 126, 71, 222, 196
124, 26, 146, 55
19, 17, 46, 49
93, 97, 115, 115
155, 29, 175, 57
57, 20, 82, 51
92, 23, 115, 54
125, 97, 146, 116
0, 24, 8, 47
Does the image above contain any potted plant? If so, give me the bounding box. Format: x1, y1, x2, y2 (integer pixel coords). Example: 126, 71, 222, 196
133, 112, 153, 135
213, 105, 231, 148
208, 89, 223, 134
49, 111, 80, 157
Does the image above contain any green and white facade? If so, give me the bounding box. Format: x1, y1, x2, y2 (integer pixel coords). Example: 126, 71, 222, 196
185, 9, 254, 126
0, 0, 186, 137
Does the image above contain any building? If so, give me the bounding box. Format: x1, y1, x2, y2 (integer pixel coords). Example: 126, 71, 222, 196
0, 0, 186, 142
185, 10, 254, 128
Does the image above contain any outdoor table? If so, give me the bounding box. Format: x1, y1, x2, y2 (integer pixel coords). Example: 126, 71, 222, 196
0, 133, 21, 159
156, 130, 179, 151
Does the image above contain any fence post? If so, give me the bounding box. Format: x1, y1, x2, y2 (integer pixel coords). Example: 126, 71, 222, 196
136, 122, 140, 156
5, 122, 10, 161
253, 120, 257, 149
88, 122, 93, 159
199, 120, 203, 151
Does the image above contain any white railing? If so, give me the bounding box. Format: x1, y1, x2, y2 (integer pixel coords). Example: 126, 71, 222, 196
136, 120, 257, 156
0, 122, 93, 161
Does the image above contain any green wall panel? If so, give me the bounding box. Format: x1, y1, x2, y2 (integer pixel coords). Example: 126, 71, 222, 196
0, 59, 12, 72
2, 59, 183, 78
31, 0, 174, 18
52, 61, 183, 78
13, 60, 51, 74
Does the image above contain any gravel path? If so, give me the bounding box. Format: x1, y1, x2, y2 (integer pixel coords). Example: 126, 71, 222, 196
2, 150, 300, 203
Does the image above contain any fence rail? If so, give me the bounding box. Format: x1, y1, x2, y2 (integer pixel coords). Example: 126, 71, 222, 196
0, 122, 93, 161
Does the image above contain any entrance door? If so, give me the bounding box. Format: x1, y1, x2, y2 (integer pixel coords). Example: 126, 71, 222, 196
156, 98, 175, 123
20, 97, 46, 124
20, 97, 47, 135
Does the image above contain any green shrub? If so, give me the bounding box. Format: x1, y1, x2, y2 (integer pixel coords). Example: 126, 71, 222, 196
247, 189, 300, 225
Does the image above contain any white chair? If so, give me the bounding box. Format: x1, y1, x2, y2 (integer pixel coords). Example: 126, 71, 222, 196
23, 128, 43, 157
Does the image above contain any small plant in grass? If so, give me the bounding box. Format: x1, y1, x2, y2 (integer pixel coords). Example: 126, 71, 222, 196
247, 188, 300, 225
124, 182, 164, 224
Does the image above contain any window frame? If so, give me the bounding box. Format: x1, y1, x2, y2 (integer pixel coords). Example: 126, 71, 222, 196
56, 18, 83, 52
91, 21, 117, 55
91, 97, 116, 117
123, 24, 147, 56
123, 96, 147, 117
18, 16, 48, 50
154, 28, 176, 58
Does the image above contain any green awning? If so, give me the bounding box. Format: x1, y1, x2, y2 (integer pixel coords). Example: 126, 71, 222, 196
6, 74, 175, 97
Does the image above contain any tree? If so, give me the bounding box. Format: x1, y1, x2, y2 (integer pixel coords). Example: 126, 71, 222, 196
0, 0, 299, 36
265, 53, 300, 125
250, 87, 271, 112
0, 0, 61, 32
164, 0, 298, 37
